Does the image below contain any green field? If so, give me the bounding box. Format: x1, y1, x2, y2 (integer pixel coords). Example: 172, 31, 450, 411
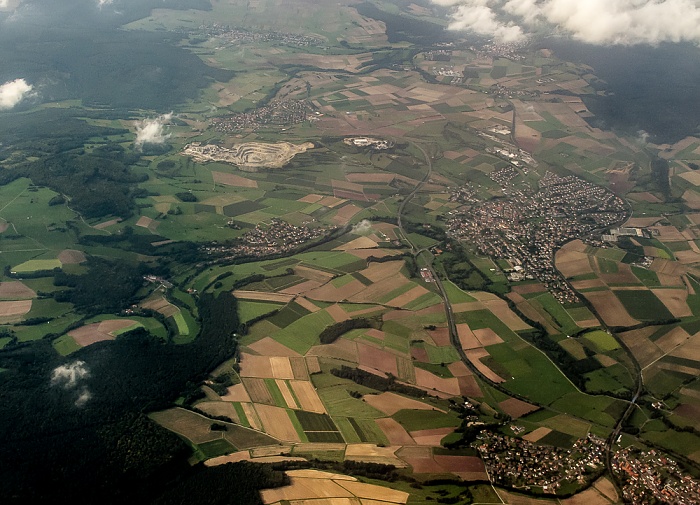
582, 330, 621, 352
11, 259, 62, 273
614, 290, 675, 321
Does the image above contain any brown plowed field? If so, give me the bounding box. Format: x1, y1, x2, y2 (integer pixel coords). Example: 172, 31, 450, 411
363, 392, 442, 416
474, 328, 503, 346
69, 323, 114, 346
295, 265, 336, 283
414, 368, 460, 396
290, 356, 309, 380
212, 171, 258, 188
248, 337, 301, 357
357, 342, 398, 375
409, 428, 455, 446
290, 380, 326, 413
326, 304, 349, 323
498, 398, 539, 418
652, 288, 692, 317
196, 401, 240, 423
483, 300, 530, 331
523, 427, 552, 442
298, 194, 324, 204
429, 327, 451, 346
458, 375, 482, 397
306, 356, 321, 374
388, 285, 430, 308
376, 418, 415, 445
255, 404, 300, 442
308, 339, 358, 362
447, 361, 471, 377
241, 403, 263, 431
294, 297, 321, 313
0, 299, 31, 318
433, 455, 485, 472
220, 383, 251, 402
281, 280, 323, 295
242, 378, 274, 405
511, 283, 547, 295
457, 323, 480, 350
0, 281, 36, 300
307, 280, 364, 302
465, 349, 505, 383
655, 326, 691, 353
359, 261, 404, 282
403, 457, 444, 473
582, 291, 638, 327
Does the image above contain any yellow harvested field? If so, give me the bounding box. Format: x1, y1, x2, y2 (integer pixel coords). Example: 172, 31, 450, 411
344, 444, 406, 467
592, 477, 619, 503
239, 353, 274, 378
0, 281, 36, 300
294, 297, 321, 313
387, 285, 430, 308
220, 383, 251, 403
334, 236, 378, 251
287, 470, 357, 481
68, 323, 113, 346
255, 404, 300, 442
135, 215, 155, 228
652, 288, 692, 317
669, 332, 700, 362
337, 481, 408, 503
93, 218, 121, 230
483, 299, 531, 331
261, 473, 355, 503
359, 261, 405, 282
275, 379, 298, 409
270, 357, 295, 380
561, 486, 613, 505
242, 402, 263, 431
363, 392, 443, 416
248, 337, 301, 357
317, 196, 346, 208
196, 401, 240, 422
523, 427, 552, 443
232, 290, 295, 303
290, 380, 326, 413
295, 265, 336, 282
298, 194, 324, 204
141, 296, 179, 317
655, 326, 691, 353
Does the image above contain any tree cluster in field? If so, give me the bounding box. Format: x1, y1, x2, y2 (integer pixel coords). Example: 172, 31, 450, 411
330, 365, 432, 399
319, 317, 381, 344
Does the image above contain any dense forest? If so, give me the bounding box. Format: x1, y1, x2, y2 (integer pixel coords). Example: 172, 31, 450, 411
0, 291, 254, 503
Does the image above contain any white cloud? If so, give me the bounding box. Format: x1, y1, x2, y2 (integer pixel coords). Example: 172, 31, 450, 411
433, 0, 700, 45
351, 219, 372, 235
96, 0, 113, 7
75, 388, 92, 407
134, 112, 173, 149
0, 78, 34, 110
51, 360, 89, 389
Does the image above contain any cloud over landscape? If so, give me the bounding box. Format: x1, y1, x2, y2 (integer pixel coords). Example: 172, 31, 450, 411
134, 112, 173, 148
433, 0, 700, 45
0, 78, 34, 110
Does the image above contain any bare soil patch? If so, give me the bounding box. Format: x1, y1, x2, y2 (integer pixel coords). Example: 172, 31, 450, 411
414, 368, 461, 396
0, 281, 36, 300
429, 327, 451, 346
344, 444, 406, 467
334, 236, 378, 251
409, 427, 455, 446
270, 356, 295, 380
248, 337, 301, 357
196, 401, 240, 423
457, 323, 480, 350
523, 427, 552, 443
457, 375, 482, 397
242, 378, 274, 405
465, 349, 505, 383
57, 249, 86, 264
220, 383, 251, 403
498, 398, 539, 419
295, 265, 336, 282
290, 356, 309, 380
357, 342, 398, 375
389, 285, 430, 308
512, 283, 547, 295
652, 288, 692, 317
582, 290, 638, 327
0, 299, 31, 318
69, 323, 113, 347
281, 280, 323, 295
326, 304, 349, 323
306, 356, 321, 374
212, 171, 258, 188
474, 328, 503, 346
308, 339, 358, 363
483, 299, 530, 331
239, 353, 274, 378
376, 418, 415, 446
433, 455, 485, 473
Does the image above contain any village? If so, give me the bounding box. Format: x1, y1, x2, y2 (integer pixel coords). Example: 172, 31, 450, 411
212, 99, 312, 132
193, 23, 325, 47
613, 447, 700, 504
447, 170, 627, 304
476, 432, 606, 493
202, 218, 334, 263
